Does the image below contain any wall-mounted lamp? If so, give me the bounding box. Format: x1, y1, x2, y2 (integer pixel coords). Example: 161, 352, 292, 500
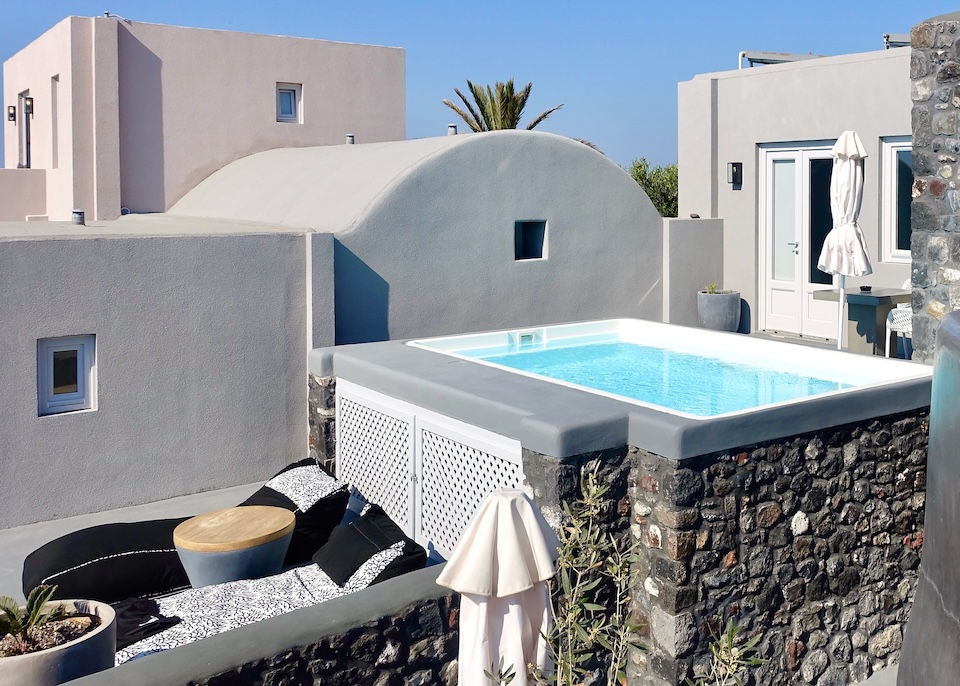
726, 162, 743, 186
6, 106, 14, 122
23, 97, 34, 116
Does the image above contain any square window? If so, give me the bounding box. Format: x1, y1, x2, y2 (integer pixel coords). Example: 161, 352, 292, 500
276, 83, 302, 123
38, 335, 96, 416
515, 220, 547, 260
881, 136, 912, 263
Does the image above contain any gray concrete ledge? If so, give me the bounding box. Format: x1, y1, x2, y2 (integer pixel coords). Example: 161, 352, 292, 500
310, 337, 931, 460
69, 564, 449, 686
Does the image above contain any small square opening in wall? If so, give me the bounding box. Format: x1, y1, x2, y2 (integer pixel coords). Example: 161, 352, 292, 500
276, 83, 302, 123
514, 220, 547, 260
38, 335, 96, 416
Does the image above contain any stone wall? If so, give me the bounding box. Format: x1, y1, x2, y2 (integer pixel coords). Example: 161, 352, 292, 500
909, 14, 960, 362
310, 375, 928, 685
625, 410, 928, 686
189, 594, 459, 686
309, 374, 337, 474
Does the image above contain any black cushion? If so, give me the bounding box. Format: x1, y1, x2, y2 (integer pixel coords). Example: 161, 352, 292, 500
239, 458, 349, 565
22, 518, 190, 604
312, 505, 427, 586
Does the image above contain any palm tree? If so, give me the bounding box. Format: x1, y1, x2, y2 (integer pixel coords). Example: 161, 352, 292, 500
443, 79, 563, 132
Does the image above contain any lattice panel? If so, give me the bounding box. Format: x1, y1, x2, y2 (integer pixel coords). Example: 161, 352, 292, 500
336, 396, 413, 533
418, 429, 524, 557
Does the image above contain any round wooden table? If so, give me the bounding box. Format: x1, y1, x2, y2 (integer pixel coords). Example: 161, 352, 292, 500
173, 506, 295, 587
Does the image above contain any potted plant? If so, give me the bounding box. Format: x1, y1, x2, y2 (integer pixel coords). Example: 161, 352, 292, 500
0, 585, 116, 685
697, 283, 742, 332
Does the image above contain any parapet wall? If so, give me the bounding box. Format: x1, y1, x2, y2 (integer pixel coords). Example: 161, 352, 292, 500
309, 372, 928, 685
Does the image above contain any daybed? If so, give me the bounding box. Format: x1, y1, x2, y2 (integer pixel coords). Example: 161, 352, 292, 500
21, 459, 428, 663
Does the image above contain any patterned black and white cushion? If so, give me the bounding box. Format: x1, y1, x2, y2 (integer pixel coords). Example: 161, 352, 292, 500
239, 459, 350, 565
115, 544, 404, 664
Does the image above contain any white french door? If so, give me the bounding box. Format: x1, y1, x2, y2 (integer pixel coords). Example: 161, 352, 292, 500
759, 145, 837, 339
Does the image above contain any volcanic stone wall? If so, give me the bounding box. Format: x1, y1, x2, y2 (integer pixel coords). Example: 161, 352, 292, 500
621, 411, 928, 686
308, 374, 337, 474
190, 595, 459, 686
309, 375, 928, 685
909, 14, 960, 362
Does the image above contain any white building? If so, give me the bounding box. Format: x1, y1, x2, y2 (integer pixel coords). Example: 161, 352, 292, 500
678, 47, 913, 337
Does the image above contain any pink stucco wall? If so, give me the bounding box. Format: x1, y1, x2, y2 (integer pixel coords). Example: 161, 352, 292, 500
0, 169, 46, 220
3, 17, 406, 217
2, 18, 78, 221
116, 21, 406, 212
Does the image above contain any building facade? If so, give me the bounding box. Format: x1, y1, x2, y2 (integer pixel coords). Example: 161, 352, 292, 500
678, 47, 913, 337
1, 16, 405, 220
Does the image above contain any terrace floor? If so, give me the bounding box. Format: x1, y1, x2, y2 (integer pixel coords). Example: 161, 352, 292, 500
0, 481, 909, 685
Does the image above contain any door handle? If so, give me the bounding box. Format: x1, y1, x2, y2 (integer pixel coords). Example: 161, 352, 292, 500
787, 241, 799, 255
786, 242, 799, 247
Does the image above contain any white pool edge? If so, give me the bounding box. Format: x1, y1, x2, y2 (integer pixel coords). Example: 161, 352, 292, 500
408, 318, 932, 422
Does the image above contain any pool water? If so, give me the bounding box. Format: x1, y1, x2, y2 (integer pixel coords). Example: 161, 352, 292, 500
477, 341, 851, 417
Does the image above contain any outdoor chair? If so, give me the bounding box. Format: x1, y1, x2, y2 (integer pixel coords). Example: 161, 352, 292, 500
885, 280, 912, 359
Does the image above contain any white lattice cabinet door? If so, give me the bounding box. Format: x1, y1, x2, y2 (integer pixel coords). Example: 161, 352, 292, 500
335, 379, 524, 558
415, 412, 524, 558
335, 380, 416, 538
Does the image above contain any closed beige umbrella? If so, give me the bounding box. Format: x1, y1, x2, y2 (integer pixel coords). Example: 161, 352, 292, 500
437, 490, 559, 686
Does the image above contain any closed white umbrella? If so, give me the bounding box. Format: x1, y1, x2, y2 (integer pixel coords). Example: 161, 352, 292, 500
436, 490, 560, 686
818, 130, 873, 349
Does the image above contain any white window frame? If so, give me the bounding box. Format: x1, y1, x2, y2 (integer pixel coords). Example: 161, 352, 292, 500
276, 83, 302, 123
881, 136, 913, 263
38, 335, 97, 416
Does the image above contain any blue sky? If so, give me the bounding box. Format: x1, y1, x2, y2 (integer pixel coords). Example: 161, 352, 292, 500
0, 1, 954, 168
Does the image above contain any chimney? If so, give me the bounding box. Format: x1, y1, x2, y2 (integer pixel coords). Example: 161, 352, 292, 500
447, 124, 458, 136
345, 134, 355, 144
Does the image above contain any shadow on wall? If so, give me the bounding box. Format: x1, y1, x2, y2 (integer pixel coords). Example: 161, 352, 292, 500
334, 241, 389, 344
738, 299, 752, 334
118, 27, 164, 213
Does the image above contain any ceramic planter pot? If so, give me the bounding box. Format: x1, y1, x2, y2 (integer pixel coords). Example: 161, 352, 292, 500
697, 290, 742, 332
0, 600, 116, 686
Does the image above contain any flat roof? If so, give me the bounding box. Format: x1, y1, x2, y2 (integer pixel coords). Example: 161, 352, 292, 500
691, 45, 908, 82
0, 214, 309, 241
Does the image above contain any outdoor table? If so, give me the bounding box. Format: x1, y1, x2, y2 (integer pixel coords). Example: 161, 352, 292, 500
813, 288, 911, 355
173, 506, 295, 588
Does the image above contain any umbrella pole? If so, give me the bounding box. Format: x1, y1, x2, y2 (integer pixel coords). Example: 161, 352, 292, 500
837, 275, 845, 350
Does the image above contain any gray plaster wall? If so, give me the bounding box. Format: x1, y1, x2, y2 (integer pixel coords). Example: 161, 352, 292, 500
678, 49, 913, 328
663, 218, 724, 327
334, 131, 663, 343
310, 231, 336, 348
0, 232, 308, 527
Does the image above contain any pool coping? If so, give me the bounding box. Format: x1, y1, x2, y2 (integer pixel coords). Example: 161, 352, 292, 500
309, 331, 932, 460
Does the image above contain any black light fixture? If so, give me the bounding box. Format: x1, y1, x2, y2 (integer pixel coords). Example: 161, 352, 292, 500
6, 106, 14, 122
23, 97, 34, 116
726, 162, 743, 186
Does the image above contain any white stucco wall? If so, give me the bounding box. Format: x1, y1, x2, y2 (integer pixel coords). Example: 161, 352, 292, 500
678, 49, 912, 326
115, 21, 405, 213
334, 131, 663, 342
171, 132, 663, 342
0, 228, 309, 527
